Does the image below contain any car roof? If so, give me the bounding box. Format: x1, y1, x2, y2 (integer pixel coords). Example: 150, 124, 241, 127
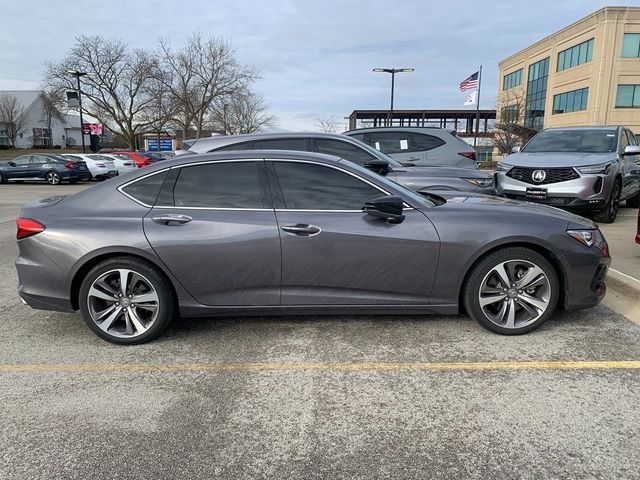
541, 126, 620, 132
186, 132, 362, 152
344, 126, 454, 134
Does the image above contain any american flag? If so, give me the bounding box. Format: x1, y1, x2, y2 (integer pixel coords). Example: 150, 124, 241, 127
459, 71, 479, 92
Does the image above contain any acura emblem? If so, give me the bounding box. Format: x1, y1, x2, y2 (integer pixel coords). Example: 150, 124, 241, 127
532, 169, 546, 183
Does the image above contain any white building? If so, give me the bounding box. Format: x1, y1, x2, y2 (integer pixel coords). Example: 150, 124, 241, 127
0, 90, 110, 149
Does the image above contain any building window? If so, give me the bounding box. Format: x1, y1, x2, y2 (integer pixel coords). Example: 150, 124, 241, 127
621, 33, 640, 58
502, 69, 523, 90
500, 104, 520, 123
525, 57, 549, 130
557, 38, 594, 72
615, 85, 640, 108
552, 88, 589, 114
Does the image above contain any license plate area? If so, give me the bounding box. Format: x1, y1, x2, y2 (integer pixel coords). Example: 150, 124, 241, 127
526, 187, 548, 200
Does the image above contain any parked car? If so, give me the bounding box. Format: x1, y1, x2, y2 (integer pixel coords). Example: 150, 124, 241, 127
496, 126, 640, 223
344, 127, 479, 169
16, 150, 610, 344
90, 154, 137, 176
62, 154, 118, 181
100, 151, 153, 168
184, 133, 495, 195
0, 153, 89, 185
140, 152, 169, 162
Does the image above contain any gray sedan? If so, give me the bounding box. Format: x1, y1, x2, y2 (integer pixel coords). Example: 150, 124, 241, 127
183, 132, 495, 195
16, 150, 610, 344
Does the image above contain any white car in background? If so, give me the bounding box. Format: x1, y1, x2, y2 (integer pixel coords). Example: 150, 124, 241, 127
90, 154, 138, 175
61, 154, 118, 181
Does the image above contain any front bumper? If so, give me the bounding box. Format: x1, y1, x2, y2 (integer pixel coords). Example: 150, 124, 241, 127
496, 171, 611, 210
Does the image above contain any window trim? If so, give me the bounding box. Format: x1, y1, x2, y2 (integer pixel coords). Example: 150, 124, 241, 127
117, 168, 172, 208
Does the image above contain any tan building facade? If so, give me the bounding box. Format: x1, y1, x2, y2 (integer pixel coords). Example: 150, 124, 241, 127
497, 6, 640, 142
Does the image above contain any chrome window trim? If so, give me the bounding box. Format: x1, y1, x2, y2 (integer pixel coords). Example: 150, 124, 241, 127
117, 167, 171, 208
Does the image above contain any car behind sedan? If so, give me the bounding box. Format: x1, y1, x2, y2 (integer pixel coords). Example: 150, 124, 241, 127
16, 150, 610, 344
184, 132, 495, 195
0, 153, 88, 185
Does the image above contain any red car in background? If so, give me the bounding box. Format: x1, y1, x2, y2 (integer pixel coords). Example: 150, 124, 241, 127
636, 208, 640, 245
110, 151, 153, 168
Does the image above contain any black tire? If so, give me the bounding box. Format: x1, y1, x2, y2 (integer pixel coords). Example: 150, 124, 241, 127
593, 180, 621, 223
45, 170, 61, 185
79, 256, 176, 344
463, 247, 559, 335
627, 189, 640, 208
0, 172, 6, 184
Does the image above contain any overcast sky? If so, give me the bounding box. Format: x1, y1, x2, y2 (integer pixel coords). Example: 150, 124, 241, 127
1, 0, 636, 130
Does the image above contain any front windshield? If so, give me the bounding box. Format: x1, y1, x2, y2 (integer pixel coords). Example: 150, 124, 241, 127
523, 129, 617, 153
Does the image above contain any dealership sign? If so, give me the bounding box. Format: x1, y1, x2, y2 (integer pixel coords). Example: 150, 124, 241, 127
82, 123, 103, 135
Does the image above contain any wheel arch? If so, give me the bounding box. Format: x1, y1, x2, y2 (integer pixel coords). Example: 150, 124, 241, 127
458, 241, 568, 313
69, 248, 180, 311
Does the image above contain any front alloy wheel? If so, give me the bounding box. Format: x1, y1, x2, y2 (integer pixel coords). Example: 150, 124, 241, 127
464, 247, 559, 335
79, 257, 175, 344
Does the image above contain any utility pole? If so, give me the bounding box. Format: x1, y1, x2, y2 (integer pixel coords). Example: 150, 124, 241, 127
67, 70, 91, 153
474, 65, 483, 148
373, 68, 414, 125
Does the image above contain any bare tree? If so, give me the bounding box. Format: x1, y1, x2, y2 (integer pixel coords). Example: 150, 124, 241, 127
208, 89, 277, 135
315, 114, 341, 133
41, 90, 64, 131
493, 90, 536, 155
0, 93, 28, 147
158, 33, 257, 140
44, 35, 159, 149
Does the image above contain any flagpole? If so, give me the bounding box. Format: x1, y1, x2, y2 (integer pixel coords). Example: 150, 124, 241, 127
474, 65, 482, 148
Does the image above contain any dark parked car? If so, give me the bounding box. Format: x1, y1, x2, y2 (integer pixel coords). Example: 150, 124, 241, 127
0, 153, 90, 185
16, 150, 610, 344
183, 133, 495, 195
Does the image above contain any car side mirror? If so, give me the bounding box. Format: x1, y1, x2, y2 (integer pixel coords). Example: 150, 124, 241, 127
363, 195, 405, 224
364, 159, 390, 175
8, 161, 16, 167
623, 145, 640, 156
511, 146, 521, 153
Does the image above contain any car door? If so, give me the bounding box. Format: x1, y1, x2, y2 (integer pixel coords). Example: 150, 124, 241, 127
142, 160, 281, 306
267, 159, 440, 305
6, 155, 34, 179
30, 155, 50, 179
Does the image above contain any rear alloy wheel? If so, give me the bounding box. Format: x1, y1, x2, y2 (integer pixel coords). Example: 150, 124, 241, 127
464, 247, 559, 335
0, 172, 5, 184
79, 257, 175, 344
594, 181, 620, 224
45, 171, 61, 185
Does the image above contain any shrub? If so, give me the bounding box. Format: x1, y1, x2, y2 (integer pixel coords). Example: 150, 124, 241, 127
53, 145, 61, 149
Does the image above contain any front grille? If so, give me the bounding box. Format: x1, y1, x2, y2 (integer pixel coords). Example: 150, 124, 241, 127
506, 167, 579, 185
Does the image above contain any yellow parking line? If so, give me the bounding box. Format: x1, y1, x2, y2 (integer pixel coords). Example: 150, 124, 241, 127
0, 360, 639, 374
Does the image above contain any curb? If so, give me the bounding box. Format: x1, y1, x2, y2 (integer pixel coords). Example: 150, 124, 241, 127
607, 268, 640, 297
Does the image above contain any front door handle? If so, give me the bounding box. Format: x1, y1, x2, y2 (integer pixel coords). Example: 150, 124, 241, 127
151, 214, 192, 225
280, 224, 321, 236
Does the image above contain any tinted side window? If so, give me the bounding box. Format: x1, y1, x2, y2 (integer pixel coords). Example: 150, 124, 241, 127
212, 141, 254, 152
173, 161, 264, 208
12, 156, 32, 165
410, 133, 445, 151
252, 139, 306, 151
315, 139, 375, 166
273, 161, 382, 210
122, 171, 168, 206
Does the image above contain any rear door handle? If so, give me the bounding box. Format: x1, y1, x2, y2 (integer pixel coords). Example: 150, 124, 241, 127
151, 214, 192, 225
280, 224, 321, 236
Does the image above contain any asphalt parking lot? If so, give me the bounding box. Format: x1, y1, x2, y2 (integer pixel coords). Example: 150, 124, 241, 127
1, 183, 639, 479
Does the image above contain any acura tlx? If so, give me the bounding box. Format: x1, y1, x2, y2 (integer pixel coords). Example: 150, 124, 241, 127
16, 150, 610, 344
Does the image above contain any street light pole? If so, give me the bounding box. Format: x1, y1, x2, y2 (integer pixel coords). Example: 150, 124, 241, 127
67, 70, 91, 153
373, 67, 414, 125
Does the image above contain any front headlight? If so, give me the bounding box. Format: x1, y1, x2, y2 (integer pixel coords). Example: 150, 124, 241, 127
567, 229, 609, 256
495, 162, 512, 172
576, 162, 612, 175
463, 178, 494, 188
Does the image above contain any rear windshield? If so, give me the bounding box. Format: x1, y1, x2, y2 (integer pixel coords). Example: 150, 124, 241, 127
523, 130, 617, 153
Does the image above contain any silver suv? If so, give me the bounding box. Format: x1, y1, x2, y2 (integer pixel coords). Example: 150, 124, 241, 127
495, 126, 640, 223
344, 127, 478, 169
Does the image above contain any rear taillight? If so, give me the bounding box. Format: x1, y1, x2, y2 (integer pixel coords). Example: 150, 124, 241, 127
16, 218, 45, 239
458, 152, 476, 161
64, 162, 76, 169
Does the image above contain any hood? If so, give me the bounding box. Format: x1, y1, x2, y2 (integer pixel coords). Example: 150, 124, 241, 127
393, 166, 492, 179
503, 151, 615, 168
421, 191, 598, 228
